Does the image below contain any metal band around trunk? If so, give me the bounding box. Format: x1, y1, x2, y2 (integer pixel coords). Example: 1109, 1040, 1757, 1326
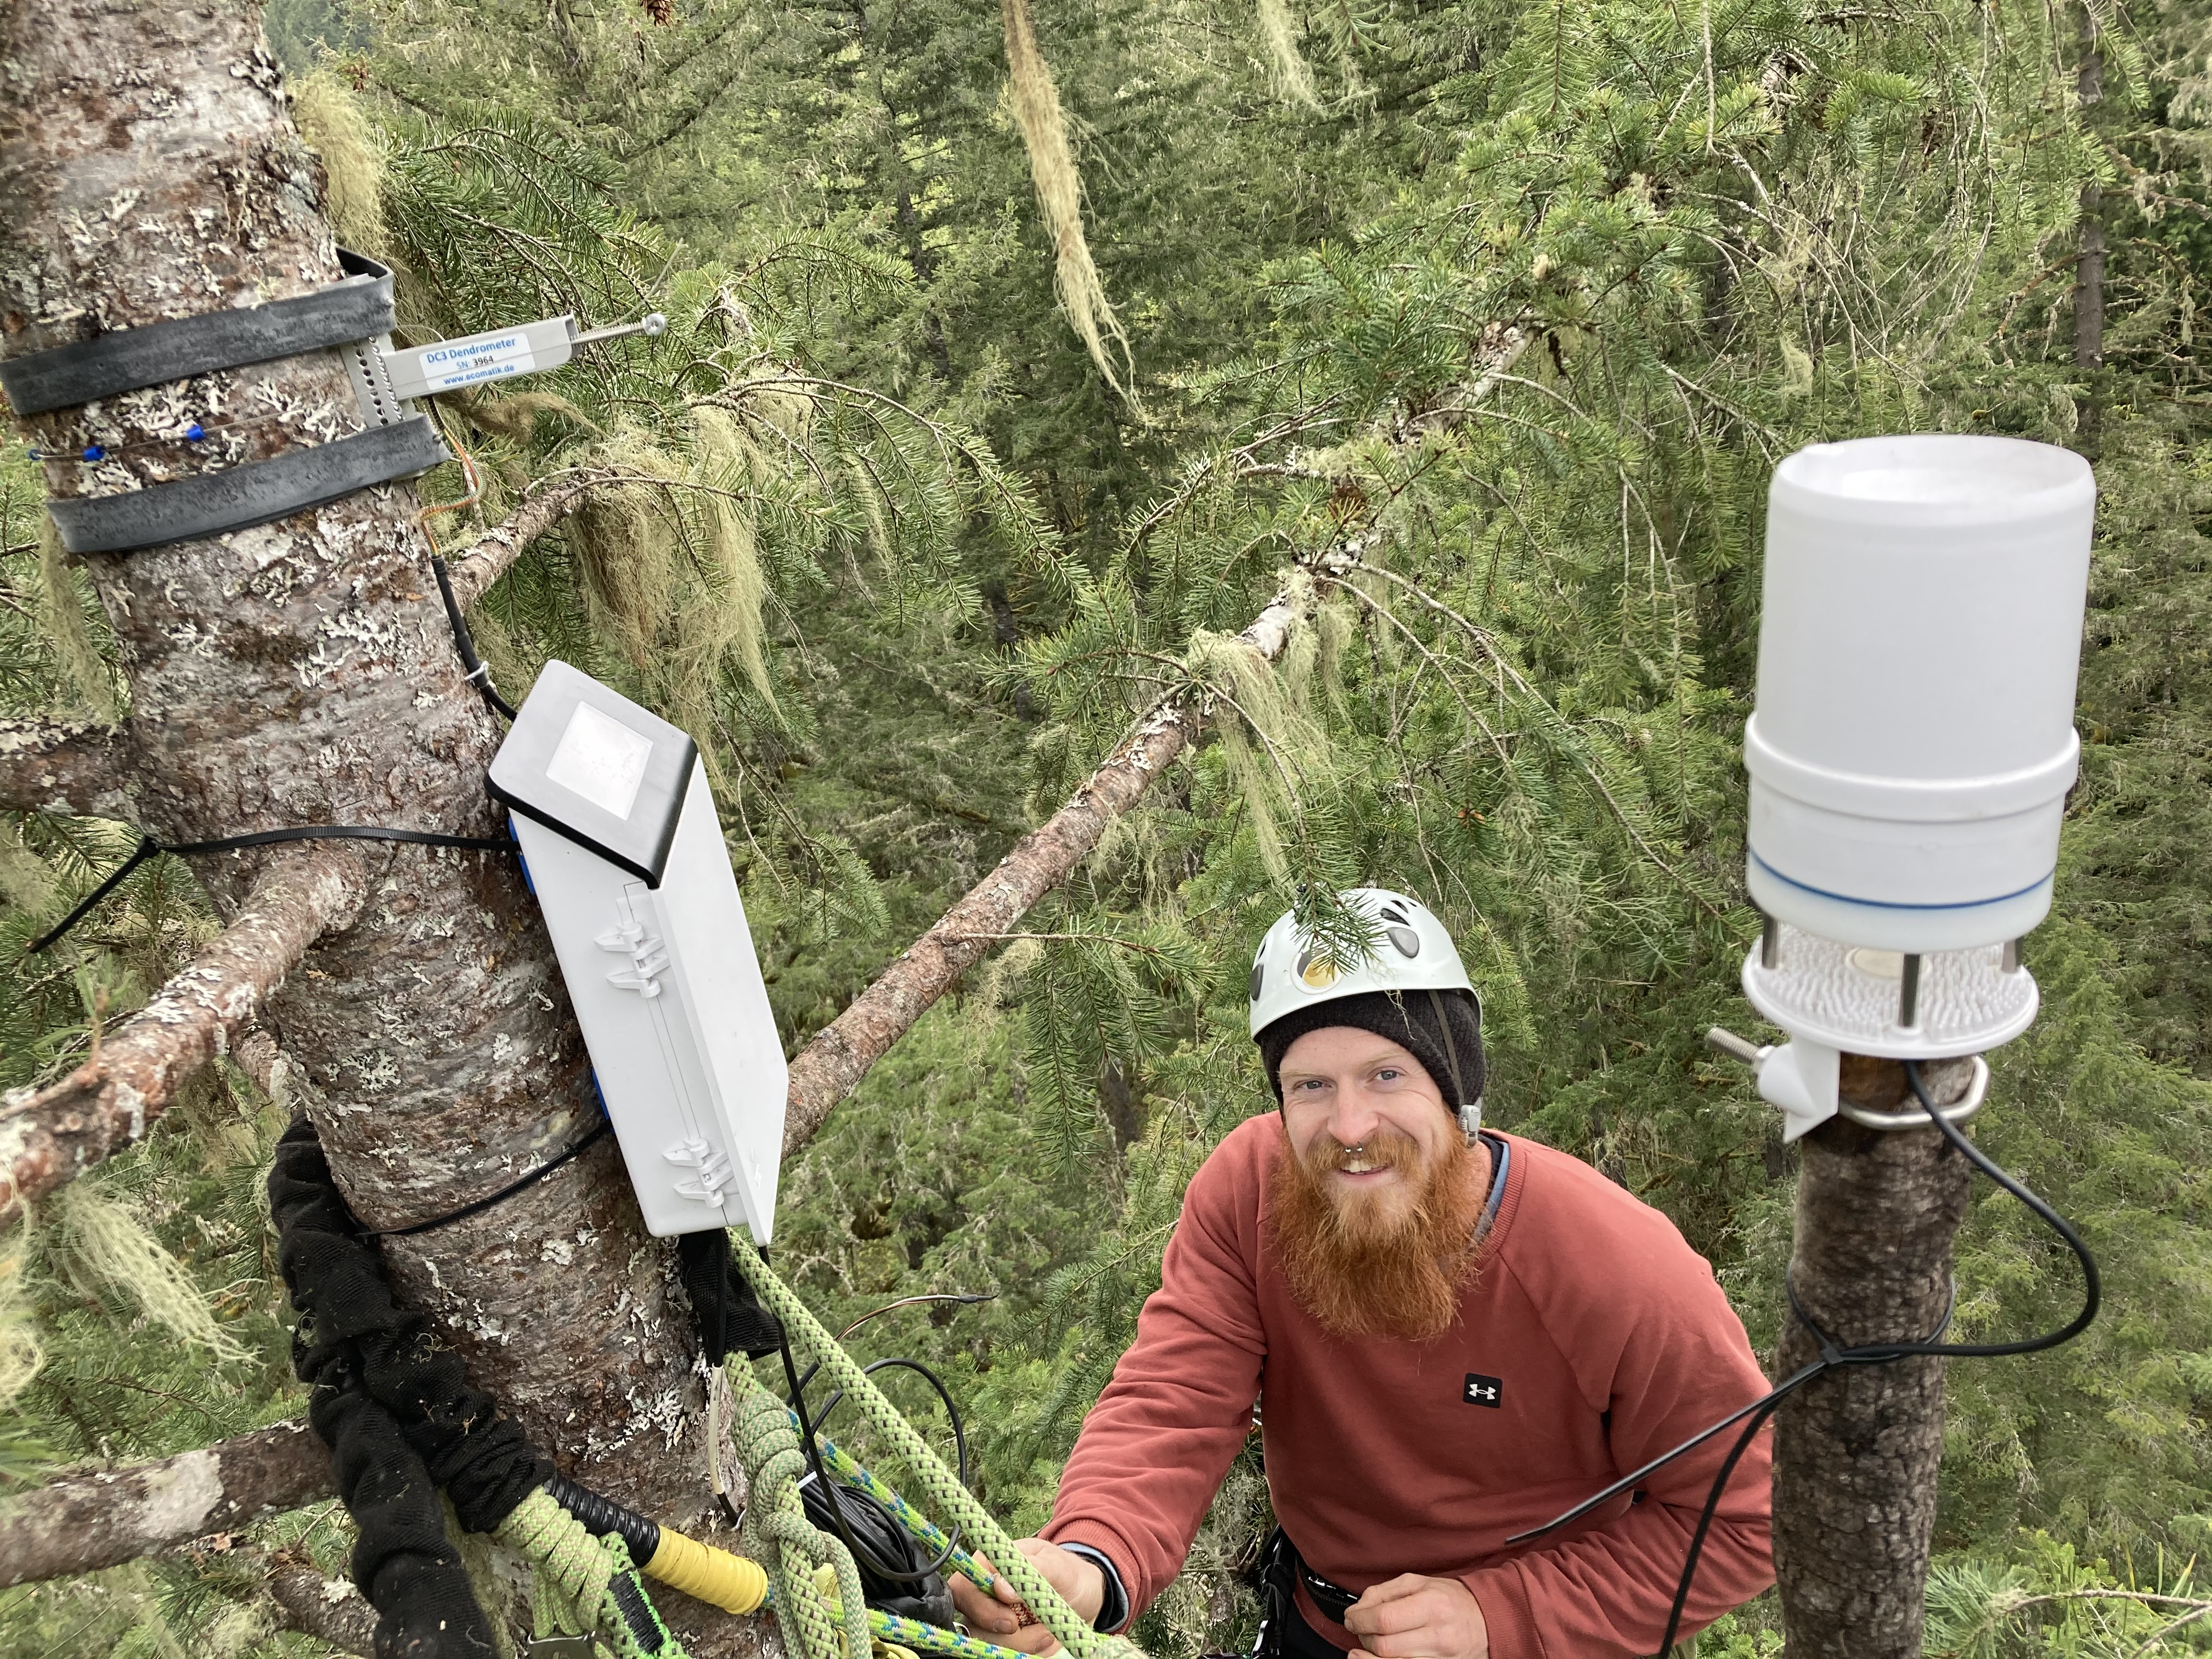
0, 251, 395, 417
47, 417, 449, 554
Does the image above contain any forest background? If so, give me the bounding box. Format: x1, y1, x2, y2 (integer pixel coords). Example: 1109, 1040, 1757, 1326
3, 0, 2211, 1651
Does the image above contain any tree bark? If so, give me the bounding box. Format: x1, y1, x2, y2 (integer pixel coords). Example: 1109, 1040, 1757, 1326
0, 844, 368, 1227
0, 1420, 333, 1588
1773, 1053, 1977, 1659
262, 1553, 378, 1656
781, 572, 1312, 1153
0, 715, 135, 817
0, 5, 754, 1650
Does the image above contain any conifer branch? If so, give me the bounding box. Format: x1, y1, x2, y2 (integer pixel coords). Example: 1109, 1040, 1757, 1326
442, 467, 625, 610
0, 716, 136, 819
261, 1550, 377, 1656
0, 1419, 334, 1587
0, 847, 369, 1228
782, 567, 1323, 1154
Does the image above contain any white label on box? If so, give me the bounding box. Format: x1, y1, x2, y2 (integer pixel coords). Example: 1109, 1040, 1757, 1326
547, 702, 653, 820
415, 330, 538, 392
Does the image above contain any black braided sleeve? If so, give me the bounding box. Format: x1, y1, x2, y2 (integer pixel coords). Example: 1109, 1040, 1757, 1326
270, 1120, 552, 1534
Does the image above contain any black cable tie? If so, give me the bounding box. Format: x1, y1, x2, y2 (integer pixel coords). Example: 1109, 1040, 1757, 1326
364, 1120, 611, 1239
26, 825, 516, 953
47, 417, 449, 555
25, 834, 162, 954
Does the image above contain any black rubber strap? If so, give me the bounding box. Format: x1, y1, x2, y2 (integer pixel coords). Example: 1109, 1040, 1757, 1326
27, 825, 515, 953
46, 416, 448, 555
1, 251, 395, 417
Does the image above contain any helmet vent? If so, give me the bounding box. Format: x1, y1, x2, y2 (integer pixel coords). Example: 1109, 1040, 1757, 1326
1249, 962, 1264, 1002
1386, 926, 1421, 958
1379, 903, 1409, 924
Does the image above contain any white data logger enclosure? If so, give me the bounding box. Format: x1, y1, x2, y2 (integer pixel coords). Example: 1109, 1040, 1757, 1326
489, 662, 785, 1243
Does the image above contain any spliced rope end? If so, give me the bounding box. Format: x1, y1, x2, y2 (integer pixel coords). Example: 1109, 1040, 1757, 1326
500, 1486, 690, 1658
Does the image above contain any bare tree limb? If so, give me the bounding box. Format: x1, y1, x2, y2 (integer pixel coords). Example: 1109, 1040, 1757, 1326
783, 566, 1320, 1154
263, 1553, 376, 1657
0, 845, 368, 1227
443, 469, 621, 611
0, 716, 135, 819
0, 1420, 335, 1588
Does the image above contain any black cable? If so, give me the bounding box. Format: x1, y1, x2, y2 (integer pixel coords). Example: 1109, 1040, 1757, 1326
1512, 1059, 2102, 1657
1651, 1396, 1787, 1654
775, 1327, 962, 1585
26, 826, 516, 955
363, 1120, 611, 1238
431, 552, 517, 722
808, 1356, 972, 1491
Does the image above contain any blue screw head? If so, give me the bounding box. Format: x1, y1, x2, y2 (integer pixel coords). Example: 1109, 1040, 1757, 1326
82, 444, 104, 462
184, 422, 206, 441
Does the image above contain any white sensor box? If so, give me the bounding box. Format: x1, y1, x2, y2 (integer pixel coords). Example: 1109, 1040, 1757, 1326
489, 661, 785, 1243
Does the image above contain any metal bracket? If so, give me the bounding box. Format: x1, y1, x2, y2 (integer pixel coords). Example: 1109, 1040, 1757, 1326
1707, 1030, 1989, 1138
1838, 1055, 1988, 1132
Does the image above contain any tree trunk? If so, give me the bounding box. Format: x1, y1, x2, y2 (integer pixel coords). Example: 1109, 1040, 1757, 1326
1771, 1054, 1977, 1659
0, 3, 753, 1650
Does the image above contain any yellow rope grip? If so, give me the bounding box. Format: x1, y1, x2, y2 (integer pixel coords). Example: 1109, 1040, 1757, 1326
646, 1526, 770, 1616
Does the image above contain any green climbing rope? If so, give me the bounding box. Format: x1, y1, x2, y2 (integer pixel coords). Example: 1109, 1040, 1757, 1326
732, 1240, 1144, 1659
733, 1368, 878, 1659
499, 1486, 690, 1659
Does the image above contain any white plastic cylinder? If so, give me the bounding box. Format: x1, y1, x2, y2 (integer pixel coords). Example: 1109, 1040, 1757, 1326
1746, 434, 2095, 952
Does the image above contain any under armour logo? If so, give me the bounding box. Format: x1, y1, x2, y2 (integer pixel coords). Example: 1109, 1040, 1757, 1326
1463, 1373, 1503, 1408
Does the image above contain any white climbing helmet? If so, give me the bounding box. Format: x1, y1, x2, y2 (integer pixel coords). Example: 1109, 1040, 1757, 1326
1247, 888, 1476, 1039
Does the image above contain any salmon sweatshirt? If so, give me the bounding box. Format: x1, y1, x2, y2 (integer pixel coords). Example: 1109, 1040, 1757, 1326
1041, 1116, 1775, 1658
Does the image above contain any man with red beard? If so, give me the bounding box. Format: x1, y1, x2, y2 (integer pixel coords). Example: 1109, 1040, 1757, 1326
952, 890, 1774, 1659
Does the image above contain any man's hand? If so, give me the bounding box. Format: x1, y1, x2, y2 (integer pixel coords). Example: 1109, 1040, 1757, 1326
1342, 1574, 1489, 1659
947, 1541, 1106, 1655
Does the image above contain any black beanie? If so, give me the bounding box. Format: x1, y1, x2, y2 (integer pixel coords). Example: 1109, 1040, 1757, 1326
1257, 988, 1486, 1111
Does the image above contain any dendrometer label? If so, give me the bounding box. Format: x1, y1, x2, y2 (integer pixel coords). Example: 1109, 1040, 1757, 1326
415, 331, 539, 392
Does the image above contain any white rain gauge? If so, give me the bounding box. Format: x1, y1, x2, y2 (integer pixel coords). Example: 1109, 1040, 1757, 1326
489, 661, 785, 1242
1715, 435, 2096, 1137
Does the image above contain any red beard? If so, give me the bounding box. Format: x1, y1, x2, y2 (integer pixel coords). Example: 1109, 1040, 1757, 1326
1268, 1122, 1487, 1342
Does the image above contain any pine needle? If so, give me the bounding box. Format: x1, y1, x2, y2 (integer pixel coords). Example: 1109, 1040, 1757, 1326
1001, 0, 1143, 415
38, 520, 116, 720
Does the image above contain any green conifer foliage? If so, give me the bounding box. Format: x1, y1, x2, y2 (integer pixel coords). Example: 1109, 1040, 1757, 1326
6, 0, 2212, 1651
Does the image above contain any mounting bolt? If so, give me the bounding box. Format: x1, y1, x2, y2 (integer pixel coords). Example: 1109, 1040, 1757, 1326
1706, 1026, 1770, 1067
1898, 953, 1922, 1029
1760, 913, 1781, 970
